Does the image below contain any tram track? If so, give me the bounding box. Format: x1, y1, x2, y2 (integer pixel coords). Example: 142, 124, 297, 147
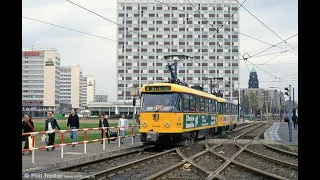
23, 120, 297, 180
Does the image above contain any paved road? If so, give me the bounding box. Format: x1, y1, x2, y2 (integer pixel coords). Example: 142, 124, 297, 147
264, 122, 298, 145
22, 136, 143, 172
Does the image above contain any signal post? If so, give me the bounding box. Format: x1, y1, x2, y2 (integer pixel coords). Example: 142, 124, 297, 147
284, 85, 292, 142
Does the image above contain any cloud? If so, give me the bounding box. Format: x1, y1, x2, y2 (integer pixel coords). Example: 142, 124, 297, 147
23, 0, 298, 102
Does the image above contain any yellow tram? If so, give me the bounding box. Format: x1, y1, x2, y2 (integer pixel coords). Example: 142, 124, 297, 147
139, 83, 238, 146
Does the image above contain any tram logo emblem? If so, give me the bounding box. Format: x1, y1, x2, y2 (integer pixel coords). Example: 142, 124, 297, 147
152, 114, 159, 121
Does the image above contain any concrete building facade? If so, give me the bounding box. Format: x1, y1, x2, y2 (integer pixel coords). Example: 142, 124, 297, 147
60, 65, 82, 109
81, 76, 88, 108
116, 0, 240, 102
22, 48, 61, 117
81, 75, 96, 107
94, 95, 108, 102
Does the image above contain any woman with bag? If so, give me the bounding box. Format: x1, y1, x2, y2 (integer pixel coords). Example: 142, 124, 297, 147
45, 112, 60, 151
22, 114, 35, 155
98, 113, 110, 144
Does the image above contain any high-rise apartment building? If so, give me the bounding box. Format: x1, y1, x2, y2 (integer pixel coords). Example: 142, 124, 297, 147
22, 47, 61, 117
60, 66, 82, 109
116, 0, 240, 102
81, 76, 88, 108
81, 75, 96, 106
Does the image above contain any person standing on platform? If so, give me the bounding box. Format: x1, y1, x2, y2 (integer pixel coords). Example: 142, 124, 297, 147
45, 112, 61, 151
22, 114, 35, 155
292, 112, 298, 130
98, 113, 110, 144
118, 114, 128, 144
67, 108, 80, 147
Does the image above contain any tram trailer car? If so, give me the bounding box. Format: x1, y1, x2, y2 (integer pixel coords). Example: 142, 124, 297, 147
138, 83, 239, 146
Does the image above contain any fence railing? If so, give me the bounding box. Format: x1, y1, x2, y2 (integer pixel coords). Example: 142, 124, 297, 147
22, 125, 140, 164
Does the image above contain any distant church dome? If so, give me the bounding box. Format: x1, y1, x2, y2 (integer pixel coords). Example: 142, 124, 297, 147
248, 67, 259, 88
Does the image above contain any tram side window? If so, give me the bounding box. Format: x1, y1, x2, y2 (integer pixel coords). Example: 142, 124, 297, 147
218, 103, 223, 114
199, 97, 204, 112
203, 98, 208, 112
195, 96, 200, 111
212, 100, 217, 113
190, 94, 196, 111
183, 94, 190, 112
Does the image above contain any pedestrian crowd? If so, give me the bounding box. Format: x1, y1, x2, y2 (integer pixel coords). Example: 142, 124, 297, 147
22, 109, 129, 155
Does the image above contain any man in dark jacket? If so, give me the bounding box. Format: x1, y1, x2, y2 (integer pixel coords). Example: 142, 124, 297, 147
67, 108, 80, 147
292, 113, 298, 130
45, 112, 60, 151
22, 114, 35, 155
98, 113, 110, 144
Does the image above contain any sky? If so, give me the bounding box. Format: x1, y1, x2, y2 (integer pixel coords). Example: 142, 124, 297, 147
22, 0, 298, 102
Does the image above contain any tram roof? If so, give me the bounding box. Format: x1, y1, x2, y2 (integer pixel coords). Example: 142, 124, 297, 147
141, 83, 222, 100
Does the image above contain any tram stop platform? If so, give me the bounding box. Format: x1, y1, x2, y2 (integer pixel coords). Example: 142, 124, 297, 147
264, 122, 298, 145
22, 136, 143, 174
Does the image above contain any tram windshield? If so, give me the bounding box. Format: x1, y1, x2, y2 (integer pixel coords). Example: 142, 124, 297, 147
141, 93, 181, 112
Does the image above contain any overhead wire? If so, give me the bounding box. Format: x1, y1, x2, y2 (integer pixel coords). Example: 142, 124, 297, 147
22, 16, 118, 42
238, 63, 297, 66
238, 47, 298, 61
171, 0, 297, 83
244, 58, 290, 85
185, 0, 250, 76
234, 0, 298, 52
64, 0, 295, 86
250, 34, 298, 58
200, 0, 247, 48
22, 16, 172, 64
66, 0, 186, 58
154, 0, 297, 54
154, 0, 297, 87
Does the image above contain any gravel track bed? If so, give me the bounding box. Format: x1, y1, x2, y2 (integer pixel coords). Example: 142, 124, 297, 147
193, 152, 225, 172
109, 153, 182, 180
268, 144, 298, 153
164, 165, 209, 179
236, 151, 298, 179
238, 123, 272, 140
207, 143, 220, 148
239, 123, 272, 139
179, 143, 206, 158
231, 124, 263, 138
70, 151, 156, 173
247, 144, 298, 165
220, 164, 276, 180
213, 144, 240, 158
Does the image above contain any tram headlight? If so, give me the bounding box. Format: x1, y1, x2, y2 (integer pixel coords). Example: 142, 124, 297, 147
142, 121, 147, 127
164, 122, 170, 128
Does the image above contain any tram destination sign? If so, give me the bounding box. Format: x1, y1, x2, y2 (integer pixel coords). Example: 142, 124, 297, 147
145, 86, 171, 91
